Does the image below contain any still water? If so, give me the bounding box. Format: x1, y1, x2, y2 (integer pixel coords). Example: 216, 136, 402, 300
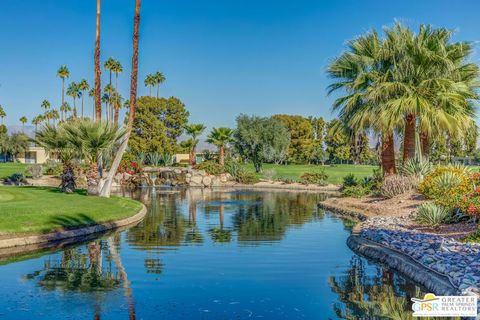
0, 188, 427, 319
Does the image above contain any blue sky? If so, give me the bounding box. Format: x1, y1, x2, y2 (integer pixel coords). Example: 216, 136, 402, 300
1, 0, 480, 130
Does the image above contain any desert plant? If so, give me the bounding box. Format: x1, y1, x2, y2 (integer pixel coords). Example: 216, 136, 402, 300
224, 160, 241, 178
416, 202, 452, 226
400, 157, 433, 182
26, 164, 43, 179
342, 173, 358, 188
7, 173, 26, 184
300, 172, 328, 186
146, 152, 161, 166
235, 170, 259, 184
342, 185, 371, 198
380, 175, 416, 199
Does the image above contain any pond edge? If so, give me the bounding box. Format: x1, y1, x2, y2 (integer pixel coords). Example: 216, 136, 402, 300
0, 203, 147, 249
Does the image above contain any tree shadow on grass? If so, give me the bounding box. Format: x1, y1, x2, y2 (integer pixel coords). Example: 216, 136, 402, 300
20, 186, 87, 196
48, 213, 98, 231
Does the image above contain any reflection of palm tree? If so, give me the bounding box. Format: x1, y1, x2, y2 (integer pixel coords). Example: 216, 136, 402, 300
209, 204, 232, 243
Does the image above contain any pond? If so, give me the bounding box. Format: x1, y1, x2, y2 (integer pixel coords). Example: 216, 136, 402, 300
0, 188, 428, 319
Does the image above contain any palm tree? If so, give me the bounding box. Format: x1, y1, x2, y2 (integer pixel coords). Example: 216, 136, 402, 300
206, 127, 234, 166
103, 84, 115, 121
57, 65, 70, 107
41, 99, 51, 111
60, 102, 71, 121
185, 123, 206, 165
153, 71, 165, 98
66, 82, 81, 117
144, 74, 155, 97
104, 57, 116, 87
78, 79, 90, 118
32, 115, 44, 133
49, 109, 60, 125
0, 105, 6, 125
89, 88, 96, 120
99, 0, 141, 198
94, 0, 102, 121
19, 116, 27, 133
111, 60, 123, 125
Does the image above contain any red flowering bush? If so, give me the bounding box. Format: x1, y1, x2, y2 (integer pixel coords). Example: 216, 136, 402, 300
117, 161, 142, 175
457, 184, 480, 219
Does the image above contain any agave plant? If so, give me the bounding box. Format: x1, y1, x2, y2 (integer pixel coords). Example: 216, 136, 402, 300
399, 158, 433, 182
416, 202, 452, 226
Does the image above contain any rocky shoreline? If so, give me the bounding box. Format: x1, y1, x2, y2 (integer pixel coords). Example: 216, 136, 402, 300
321, 199, 480, 305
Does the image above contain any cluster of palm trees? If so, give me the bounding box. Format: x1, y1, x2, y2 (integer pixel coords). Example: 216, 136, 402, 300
144, 71, 166, 98
328, 23, 479, 175
183, 123, 234, 166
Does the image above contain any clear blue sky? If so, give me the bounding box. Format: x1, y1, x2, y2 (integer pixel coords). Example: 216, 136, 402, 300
1, 0, 480, 130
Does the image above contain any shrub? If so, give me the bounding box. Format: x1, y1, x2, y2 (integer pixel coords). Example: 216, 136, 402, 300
44, 160, 62, 176
276, 177, 297, 184
456, 187, 480, 219
342, 173, 358, 187
224, 160, 241, 178
117, 161, 142, 175
380, 175, 416, 198
342, 185, 371, 198
300, 171, 328, 186
236, 170, 259, 184
262, 169, 276, 182
194, 161, 224, 175
6, 173, 27, 185
26, 164, 43, 179
418, 165, 471, 209
416, 202, 452, 226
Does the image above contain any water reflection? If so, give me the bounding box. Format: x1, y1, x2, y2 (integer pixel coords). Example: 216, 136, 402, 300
7, 188, 434, 319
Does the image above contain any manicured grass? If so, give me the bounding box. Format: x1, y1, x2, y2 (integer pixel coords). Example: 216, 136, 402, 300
243, 163, 377, 184
0, 186, 142, 235
0, 163, 27, 179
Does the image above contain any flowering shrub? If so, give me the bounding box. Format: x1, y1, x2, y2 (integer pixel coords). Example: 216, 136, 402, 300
457, 187, 480, 219
418, 165, 470, 209
117, 161, 142, 175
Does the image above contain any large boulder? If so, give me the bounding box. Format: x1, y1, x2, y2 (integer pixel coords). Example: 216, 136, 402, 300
190, 175, 203, 186
211, 177, 221, 187
202, 176, 212, 187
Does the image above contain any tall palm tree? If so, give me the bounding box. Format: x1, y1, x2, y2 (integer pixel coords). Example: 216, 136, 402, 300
0, 105, 6, 125
89, 88, 96, 120
100, 0, 141, 198
41, 99, 51, 111
66, 82, 81, 118
111, 60, 123, 125
154, 71, 165, 98
19, 116, 27, 133
206, 127, 234, 166
185, 123, 206, 165
32, 115, 44, 133
104, 57, 116, 87
94, 0, 102, 121
57, 65, 70, 108
59, 102, 71, 121
78, 79, 90, 118
103, 84, 115, 122
144, 74, 155, 97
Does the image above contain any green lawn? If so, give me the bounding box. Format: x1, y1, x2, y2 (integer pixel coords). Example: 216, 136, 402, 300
0, 163, 27, 179
243, 163, 377, 184
0, 186, 142, 235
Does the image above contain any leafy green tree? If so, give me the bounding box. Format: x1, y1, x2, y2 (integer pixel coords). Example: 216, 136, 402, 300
57, 65, 70, 107
272, 114, 313, 163
129, 96, 189, 157
185, 123, 206, 165
207, 127, 234, 166
325, 119, 351, 164
234, 114, 290, 172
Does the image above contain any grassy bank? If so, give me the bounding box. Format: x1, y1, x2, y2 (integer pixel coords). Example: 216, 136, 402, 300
0, 163, 27, 179
242, 163, 376, 184
0, 186, 142, 235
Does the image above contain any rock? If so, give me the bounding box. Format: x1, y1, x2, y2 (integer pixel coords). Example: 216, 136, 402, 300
202, 176, 212, 187
174, 168, 182, 175
186, 173, 192, 178
225, 173, 233, 181
190, 175, 203, 186
211, 177, 221, 187
219, 174, 228, 183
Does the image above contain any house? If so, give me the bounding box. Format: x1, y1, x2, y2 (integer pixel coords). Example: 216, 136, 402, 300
15, 146, 50, 164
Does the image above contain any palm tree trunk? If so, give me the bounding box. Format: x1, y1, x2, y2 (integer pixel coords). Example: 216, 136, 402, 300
403, 113, 416, 162
73, 98, 77, 117
61, 78, 65, 107
149, 86, 152, 97
81, 95, 84, 118
114, 73, 119, 126
156, 84, 159, 99
420, 131, 429, 158
381, 132, 396, 175
100, 0, 141, 198
219, 145, 225, 166
94, 0, 102, 121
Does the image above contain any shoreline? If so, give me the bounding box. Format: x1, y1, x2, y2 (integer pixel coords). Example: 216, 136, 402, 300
0, 203, 147, 250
